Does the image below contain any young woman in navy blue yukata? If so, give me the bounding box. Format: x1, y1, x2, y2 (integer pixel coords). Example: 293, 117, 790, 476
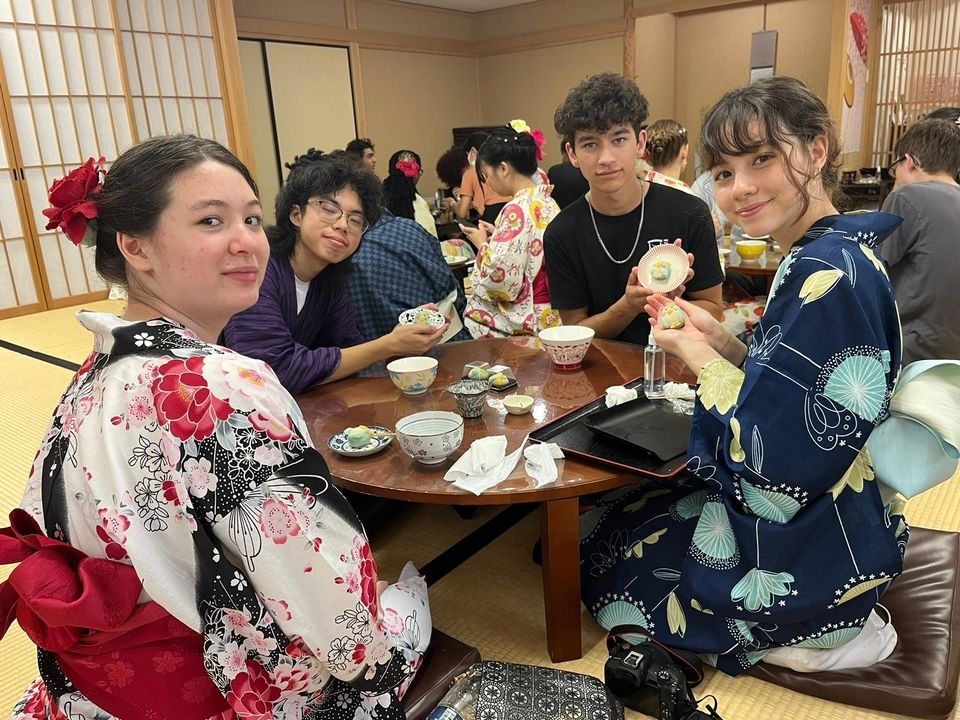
581, 76, 907, 675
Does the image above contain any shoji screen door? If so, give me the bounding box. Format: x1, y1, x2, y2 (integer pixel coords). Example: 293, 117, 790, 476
0, 0, 133, 314
0, 0, 233, 319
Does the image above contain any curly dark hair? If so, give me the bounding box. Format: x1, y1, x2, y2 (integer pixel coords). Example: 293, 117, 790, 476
436, 145, 469, 188
269, 149, 383, 283
700, 76, 844, 218
554, 72, 649, 150
382, 149, 422, 221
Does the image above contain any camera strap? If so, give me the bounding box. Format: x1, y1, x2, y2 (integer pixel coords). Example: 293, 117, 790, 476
604, 625, 725, 720
606, 625, 705, 687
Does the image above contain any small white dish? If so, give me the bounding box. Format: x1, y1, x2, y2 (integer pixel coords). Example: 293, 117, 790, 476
636, 243, 690, 294
327, 425, 393, 457
398, 308, 445, 329
503, 394, 534, 415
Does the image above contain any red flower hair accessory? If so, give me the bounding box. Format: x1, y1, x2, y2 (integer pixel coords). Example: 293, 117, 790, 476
531, 129, 547, 163
395, 157, 421, 179
42, 156, 105, 247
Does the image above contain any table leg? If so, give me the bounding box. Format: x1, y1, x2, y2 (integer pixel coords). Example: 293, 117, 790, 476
541, 497, 582, 662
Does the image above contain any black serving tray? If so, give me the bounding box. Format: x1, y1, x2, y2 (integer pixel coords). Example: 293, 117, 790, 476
581, 394, 692, 462
529, 380, 690, 479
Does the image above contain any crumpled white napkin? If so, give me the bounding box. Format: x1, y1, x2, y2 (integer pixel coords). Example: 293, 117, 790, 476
605, 385, 638, 407
663, 381, 695, 400
443, 436, 525, 495
524, 442, 565, 488
437, 288, 464, 343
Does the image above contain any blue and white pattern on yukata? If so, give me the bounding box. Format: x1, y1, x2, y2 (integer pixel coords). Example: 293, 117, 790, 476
581, 212, 908, 676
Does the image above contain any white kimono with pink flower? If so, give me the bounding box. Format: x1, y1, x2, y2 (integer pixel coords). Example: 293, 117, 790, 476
14, 311, 430, 720
464, 184, 561, 337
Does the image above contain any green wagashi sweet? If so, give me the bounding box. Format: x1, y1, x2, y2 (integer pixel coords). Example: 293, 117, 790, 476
651, 259, 673, 281
659, 302, 686, 329
345, 425, 374, 448
468, 367, 490, 381
489, 372, 511, 387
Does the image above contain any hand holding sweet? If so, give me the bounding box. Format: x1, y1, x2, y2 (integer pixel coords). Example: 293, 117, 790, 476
387, 321, 446, 356
644, 295, 718, 360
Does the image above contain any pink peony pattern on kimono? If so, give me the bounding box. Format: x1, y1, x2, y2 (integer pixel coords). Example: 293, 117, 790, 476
259, 497, 302, 544
204, 354, 293, 441
226, 660, 281, 719
151, 356, 232, 441
271, 663, 313, 695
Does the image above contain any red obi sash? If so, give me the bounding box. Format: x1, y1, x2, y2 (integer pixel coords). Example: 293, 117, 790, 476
1, 509, 230, 719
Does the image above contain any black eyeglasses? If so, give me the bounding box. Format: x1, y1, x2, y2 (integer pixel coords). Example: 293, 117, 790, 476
306, 199, 368, 234
889, 154, 918, 179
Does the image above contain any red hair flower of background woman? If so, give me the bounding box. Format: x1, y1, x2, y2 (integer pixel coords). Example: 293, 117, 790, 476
395, 158, 420, 179
42, 156, 105, 247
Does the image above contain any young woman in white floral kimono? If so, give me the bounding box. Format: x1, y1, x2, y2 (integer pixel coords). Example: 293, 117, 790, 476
1, 135, 430, 720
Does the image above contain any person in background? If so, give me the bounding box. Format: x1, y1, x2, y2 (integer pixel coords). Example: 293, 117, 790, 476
582, 76, 906, 677
547, 144, 590, 209
924, 106, 960, 182
436, 145, 469, 206
459, 124, 561, 337
348, 206, 468, 343
644, 119, 690, 188
4, 135, 430, 720
345, 137, 377, 171
544, 72, 724, 346
645, 118, 723, 237
222, 150, 445, 395
454, 131, 511, 225
880, 118, 960, 364
383, 149, 437, 238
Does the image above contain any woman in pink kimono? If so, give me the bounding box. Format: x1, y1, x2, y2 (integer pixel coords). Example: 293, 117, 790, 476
460, 124, 562, 337
1, 135, 430, 720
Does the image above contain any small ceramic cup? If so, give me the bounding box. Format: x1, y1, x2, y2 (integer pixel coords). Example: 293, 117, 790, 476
447, 379, 489, 419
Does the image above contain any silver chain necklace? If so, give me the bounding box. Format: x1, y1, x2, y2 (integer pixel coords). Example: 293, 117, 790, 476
587, 185, 646, 264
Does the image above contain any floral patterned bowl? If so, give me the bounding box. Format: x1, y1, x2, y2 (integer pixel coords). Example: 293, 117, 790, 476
395, 411, 465, 465
386, 356, 439, 396
538, 326, 596, 372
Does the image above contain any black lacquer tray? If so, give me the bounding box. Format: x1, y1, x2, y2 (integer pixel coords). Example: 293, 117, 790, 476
529, 380, 691, 479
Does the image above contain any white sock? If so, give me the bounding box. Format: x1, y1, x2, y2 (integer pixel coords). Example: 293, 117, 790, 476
762, 608, 897, 673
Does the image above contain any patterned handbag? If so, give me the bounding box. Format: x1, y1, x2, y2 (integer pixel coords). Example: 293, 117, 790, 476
426, 660, 624, 720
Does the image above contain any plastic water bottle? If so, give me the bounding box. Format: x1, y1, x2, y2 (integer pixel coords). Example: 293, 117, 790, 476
644, 334, 666, 399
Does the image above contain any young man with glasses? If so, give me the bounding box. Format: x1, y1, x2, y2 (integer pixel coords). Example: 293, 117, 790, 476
880, 118, 960, 363
223, 150, 445, 394
543, 73, 724, 345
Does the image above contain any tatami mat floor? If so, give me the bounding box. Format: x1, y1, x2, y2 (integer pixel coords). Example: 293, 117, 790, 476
2, 300, 958, 719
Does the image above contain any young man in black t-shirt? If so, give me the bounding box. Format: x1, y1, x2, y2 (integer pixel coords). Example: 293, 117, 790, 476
544, 73, 724, 345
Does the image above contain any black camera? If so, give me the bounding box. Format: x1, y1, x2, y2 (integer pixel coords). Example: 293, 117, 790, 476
604, 636, 723, 720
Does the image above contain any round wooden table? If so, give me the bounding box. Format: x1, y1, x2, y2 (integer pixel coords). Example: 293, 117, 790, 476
296, 338, 692, 662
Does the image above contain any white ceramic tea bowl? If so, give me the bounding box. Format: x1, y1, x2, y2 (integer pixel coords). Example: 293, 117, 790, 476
538, 326, 596, 372
395, 410, 465, 465
503, 394, 535, 415
386, 356, 439, 396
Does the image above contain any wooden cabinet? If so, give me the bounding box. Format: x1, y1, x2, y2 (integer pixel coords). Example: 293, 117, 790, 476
0, 0, 239, 318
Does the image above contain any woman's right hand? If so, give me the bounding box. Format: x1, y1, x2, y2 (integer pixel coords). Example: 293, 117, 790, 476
645, 295, 728, 353
386, 323, 445, 356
